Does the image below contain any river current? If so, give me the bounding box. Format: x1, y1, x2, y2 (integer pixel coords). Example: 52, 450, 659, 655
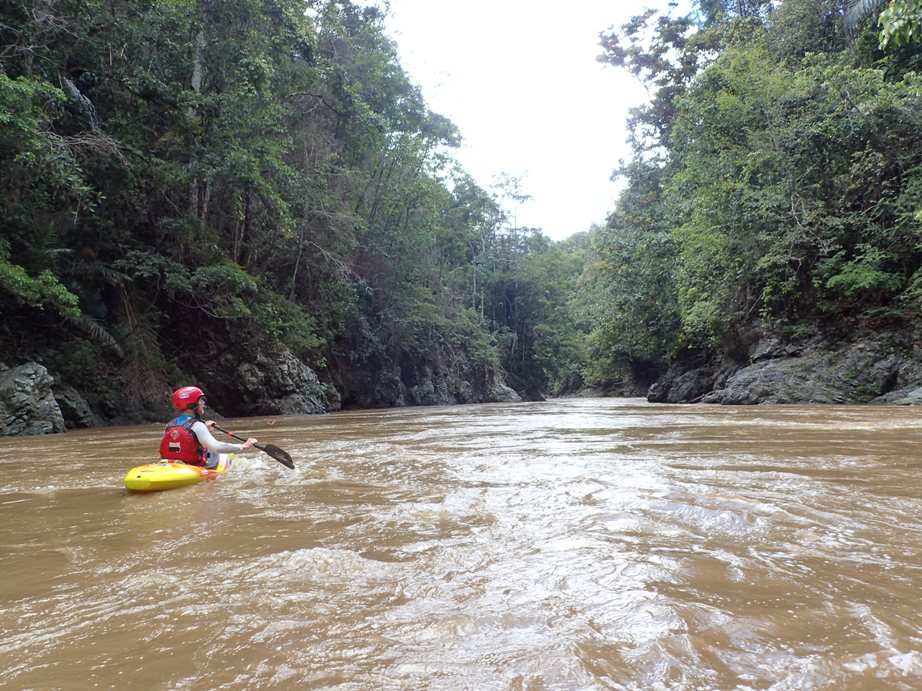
2, 398, 922, 689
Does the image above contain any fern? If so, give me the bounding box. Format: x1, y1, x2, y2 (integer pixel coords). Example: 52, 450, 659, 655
846, 0, 886, 28
65, 313, 124, 359
117, 292, 167, 407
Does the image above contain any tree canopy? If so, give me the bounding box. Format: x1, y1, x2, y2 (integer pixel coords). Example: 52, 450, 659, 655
0, 0, 589, 415
582, 0, 922, 391
3, 0, 921, 416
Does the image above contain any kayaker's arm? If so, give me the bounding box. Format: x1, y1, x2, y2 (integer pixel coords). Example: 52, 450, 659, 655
193, 420, 257, 453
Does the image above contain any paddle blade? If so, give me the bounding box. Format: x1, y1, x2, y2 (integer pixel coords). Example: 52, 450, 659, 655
262, 443, 294, 469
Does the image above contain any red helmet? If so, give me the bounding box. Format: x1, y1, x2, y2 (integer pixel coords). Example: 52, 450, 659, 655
171, 386, 205, 411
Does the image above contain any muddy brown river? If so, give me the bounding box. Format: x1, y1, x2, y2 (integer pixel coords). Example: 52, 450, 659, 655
2, 398, 922, 689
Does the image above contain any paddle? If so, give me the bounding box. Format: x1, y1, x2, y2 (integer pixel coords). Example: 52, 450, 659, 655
211, 423, 295, 470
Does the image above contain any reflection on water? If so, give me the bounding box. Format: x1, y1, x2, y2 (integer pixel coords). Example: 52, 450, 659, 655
2, 399, 922, 688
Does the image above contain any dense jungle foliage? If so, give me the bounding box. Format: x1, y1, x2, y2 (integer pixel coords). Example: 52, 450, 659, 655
0, 0, 586, 416
1, 0, 920, 417
582, 0, 922, 392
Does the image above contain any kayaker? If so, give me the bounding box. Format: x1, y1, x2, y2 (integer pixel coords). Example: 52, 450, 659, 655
160, 386, 258, 468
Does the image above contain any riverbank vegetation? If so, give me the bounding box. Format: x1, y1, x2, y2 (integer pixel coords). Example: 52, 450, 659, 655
1, 0, 920, 423
0, 0, 585, 418
581, 0, 922, 394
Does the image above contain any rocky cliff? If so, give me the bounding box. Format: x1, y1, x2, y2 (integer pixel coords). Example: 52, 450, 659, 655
0, 342, 521, 437
0, 363, 66, 436
648, 328, 922, 406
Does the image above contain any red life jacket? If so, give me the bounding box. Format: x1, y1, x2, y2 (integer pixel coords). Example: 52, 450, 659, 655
159, 415, 207, 466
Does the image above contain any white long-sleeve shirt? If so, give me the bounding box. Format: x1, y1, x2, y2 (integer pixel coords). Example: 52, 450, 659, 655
190, 420, 246, 454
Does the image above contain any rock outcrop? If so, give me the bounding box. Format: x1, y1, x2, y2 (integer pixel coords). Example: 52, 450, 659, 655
0, 362, 66, 436
1, 334, 526, 435
650, 330, 922, 406
199, 345, 340, 417
54, 385, 103, 429
344, 356, 521, 408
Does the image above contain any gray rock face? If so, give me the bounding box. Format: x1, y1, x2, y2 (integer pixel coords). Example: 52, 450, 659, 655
485, 375, 522, 403
233, 346, 340, 416
406, 365, 450, 406
358, 361, 521, 408
0, 363, 66, 436
648, 367, 714, 403
191, 344, 337, 418
402, 363, 521, 406
648, 333, 922, 405
2, 343, 523, 436
54, 385, 102, 429
701, 356, 848, 404
872, 387, 922, 405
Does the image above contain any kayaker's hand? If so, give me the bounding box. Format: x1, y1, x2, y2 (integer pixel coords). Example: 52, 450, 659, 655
242, 437, 258, 450
204, 420, 217, 429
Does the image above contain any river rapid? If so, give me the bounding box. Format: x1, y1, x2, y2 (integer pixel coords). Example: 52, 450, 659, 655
2, 398, 922, 689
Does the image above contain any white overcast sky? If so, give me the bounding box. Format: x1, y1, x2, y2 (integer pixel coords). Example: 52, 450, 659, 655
382, 1, 686, 241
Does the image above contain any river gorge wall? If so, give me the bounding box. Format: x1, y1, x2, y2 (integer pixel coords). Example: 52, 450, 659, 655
6, 322, 922, 437
0, 344, 520, 437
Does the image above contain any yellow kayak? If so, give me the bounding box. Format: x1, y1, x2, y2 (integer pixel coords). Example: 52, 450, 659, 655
124, 455, 233, 492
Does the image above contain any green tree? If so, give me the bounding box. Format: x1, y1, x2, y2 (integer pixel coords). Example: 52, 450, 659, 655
879, 0, 922, 46
0, 75, 84, 319
847, 0, 922, 47
587, 0, 922, 394
578, 160, 680, 391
